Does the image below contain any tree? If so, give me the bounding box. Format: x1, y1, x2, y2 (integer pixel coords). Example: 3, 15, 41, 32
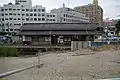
115, 20, 120, 36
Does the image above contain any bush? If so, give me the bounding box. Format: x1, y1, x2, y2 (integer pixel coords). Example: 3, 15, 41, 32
0, 44, 18, 57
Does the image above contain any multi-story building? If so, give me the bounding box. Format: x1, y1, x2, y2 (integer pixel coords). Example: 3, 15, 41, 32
50, 4, 89, 23
46, 13, 58, 23
0, 0, 46, 33
103, 18, 119, 26
74, 0, 103, 25
0, 0, 89, 33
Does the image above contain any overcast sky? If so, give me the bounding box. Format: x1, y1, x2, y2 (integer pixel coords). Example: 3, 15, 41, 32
0, 0, 120, 19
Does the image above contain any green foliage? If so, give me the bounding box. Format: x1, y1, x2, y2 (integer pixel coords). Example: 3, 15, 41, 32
115, 20, 120, 36
0, 43, 18, 57
0, 78, 6, 80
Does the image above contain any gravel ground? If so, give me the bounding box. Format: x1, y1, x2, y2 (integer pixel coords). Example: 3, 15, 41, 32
1, 50, 120, 80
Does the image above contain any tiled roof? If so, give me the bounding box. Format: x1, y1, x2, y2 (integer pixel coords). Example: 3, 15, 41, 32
20, 23, 99, 31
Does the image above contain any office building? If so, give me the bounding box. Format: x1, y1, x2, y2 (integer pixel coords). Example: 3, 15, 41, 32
74, 0, 103, 24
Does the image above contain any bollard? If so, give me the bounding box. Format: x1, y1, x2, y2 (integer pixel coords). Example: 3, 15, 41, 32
37, 50, 41, 68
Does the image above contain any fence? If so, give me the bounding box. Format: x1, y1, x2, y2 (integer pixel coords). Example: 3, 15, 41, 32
0, 51, 43, 79
71, 41, 89, 51
71, 41, 120, 51
0, 64, 43, 78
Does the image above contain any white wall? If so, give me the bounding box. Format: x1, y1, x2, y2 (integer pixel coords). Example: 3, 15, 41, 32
0, 1, 90, 33
0, 2, 46, 32
50, 7, 89, 23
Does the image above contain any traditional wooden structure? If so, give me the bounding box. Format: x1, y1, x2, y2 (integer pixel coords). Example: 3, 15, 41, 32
18, 23, 103, 45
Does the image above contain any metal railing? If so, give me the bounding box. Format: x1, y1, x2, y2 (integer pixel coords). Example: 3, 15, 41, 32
0, 64, 43, 78
0, 51, 43, 78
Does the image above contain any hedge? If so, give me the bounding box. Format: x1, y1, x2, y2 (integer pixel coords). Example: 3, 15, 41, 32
0, 43, 18, 57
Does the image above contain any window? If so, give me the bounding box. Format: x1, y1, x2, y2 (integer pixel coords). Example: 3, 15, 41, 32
6, 29, 8, 31
14, 18, 16, 20
0, 24, 3, 27
1, 9, 4, 11
30, 9, 33, 11
2, 14, 4, 16
50, 19, 52, 21
5, 9, 8, 11
42, 18, 45, 21
18, 13, 20, 15
9, 18, 12, 20
18, 18, 21, 20
34, 9, 36, 12
42, 9, 45, 12
38, 18, 41, 21
30, 13, 33, 16
13, 9, 16, 11
10, 23, 12, 26
47, 19, 49, 21
5, 14, 8, 15
34, 18, 37, 21
26, 13, 29, 16
26, 18, 29, 21
9, 8, 12, 11
34, 13, 37, 16
30, 18, 33, 21
111, 32, 114, 34
26, 9, 29, 11
10, 29, 13, 31
53, 15, 55, 17
22, 14, 25, 16
50, 15, 52, 17
64, 14, 66, 17
2, 18, 4, 21
53, 19, 55, 21
5, 18, 8, 20
14, 29, 18, 31
13, 14, 16, 15
6, 23, 9, 26
42, 13, 45, 16
9, 13, 12, 15
38, 13, 41, 16
38, 9, 41, 11
17, 9, 20, 11
22, 18, 25, 20
45, 37, 50, 41
22, 9, 25, 11
2, 24, 4, 26
47, 15, 49, 17
14, 23, 21, 25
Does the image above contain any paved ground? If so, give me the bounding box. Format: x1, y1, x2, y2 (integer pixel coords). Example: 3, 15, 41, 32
1, 50, 120, 80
